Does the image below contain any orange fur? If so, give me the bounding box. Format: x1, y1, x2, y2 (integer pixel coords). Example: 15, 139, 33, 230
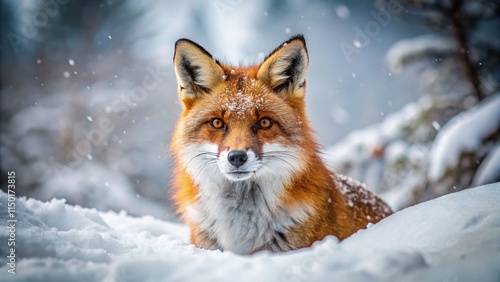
170, 35, 392, 254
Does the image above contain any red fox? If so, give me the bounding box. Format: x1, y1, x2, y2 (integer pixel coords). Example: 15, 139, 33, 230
171, 35, 393, 255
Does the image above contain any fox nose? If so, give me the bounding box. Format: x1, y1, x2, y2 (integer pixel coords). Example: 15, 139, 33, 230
227, 150, 248, 167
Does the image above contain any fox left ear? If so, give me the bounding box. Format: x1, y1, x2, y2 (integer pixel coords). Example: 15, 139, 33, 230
257, 35, 309, 98
173, 39, 225, 106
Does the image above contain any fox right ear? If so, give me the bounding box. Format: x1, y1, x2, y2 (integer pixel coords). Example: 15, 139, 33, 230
257, 35, 309, 99
173, 39, 224, 106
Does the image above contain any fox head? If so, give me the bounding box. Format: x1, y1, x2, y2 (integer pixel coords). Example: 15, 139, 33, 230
172, 35, 317, 187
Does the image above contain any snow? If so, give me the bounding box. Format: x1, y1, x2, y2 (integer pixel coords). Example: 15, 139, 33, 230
1, 182, 499, 281
472, 144, 500, 186
335, 5, 351, 19
36, 162, 170, 220
221, 78, 263, 119
386, 35, 456, 73
428, 94, 500, 180
325, 101, 423, 194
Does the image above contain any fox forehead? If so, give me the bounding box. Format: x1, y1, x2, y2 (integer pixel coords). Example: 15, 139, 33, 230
212, 73, 266, 119
185, 73, 297, 123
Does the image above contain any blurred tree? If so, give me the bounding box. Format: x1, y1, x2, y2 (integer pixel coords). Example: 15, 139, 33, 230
387, 0, 500, 100
1, 1, 176, 220
385, 0, 500, 201
329, 0, 499, 209
1, 0, 18, 113
1, 0, 147, 194
31, 0, 145, 84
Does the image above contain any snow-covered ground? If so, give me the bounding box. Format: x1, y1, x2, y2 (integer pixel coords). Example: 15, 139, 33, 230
1, 182, 499, 282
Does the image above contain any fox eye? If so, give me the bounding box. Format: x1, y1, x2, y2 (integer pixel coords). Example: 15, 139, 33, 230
211, 118, 224, 129
258, 118, 273, 130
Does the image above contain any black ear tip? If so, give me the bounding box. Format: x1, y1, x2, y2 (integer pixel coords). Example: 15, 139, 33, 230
174, 39, 192, 62
174, 38, 214, 61
287, 34, 306, 46
289, 34, 305, 42
175, 38, 197, 48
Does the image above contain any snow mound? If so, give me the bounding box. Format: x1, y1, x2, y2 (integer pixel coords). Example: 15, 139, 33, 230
36, 162, 171, 221
1, 183, 499, 281
428, 94, 500, 181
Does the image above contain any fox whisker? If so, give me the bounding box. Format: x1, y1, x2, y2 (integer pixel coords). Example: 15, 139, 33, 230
259, 151, 298, 158
185, 151, 218, 168
259, 152, 300, 171
198, 160, 218, 177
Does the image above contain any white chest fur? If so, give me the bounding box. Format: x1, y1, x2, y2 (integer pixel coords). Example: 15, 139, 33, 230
187, 178, 311, 254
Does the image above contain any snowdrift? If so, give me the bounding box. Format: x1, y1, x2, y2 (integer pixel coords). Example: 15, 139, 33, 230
1, 183, 499, 282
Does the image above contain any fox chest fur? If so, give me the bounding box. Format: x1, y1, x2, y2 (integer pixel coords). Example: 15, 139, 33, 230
186, 177, 311, 254
170, 35, 393, 255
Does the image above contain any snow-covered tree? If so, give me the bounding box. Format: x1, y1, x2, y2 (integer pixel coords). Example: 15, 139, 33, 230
384, 0, 500, 100
328, 0, 499, 209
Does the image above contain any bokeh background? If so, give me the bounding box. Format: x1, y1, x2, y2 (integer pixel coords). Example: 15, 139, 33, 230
1, 0, 499, 220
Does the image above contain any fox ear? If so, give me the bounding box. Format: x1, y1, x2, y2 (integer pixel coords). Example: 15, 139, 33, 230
173, 39, 224, 104
257, 35, 309, 98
